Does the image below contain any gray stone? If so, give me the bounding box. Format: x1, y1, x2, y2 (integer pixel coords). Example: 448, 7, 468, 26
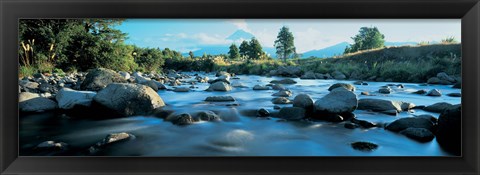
437, 105, 461, 155
253, 85, 271, 90
351, 141, 378, 152
328, 83, 355, 91
19, 92, 57, 112
272, 97, 291, 104
292, 94, 314, 110
205, 96, 236, 102
206, 82, 232, 91
278, 107, 306, 120
93, 83, 165, 116
426, 89, 442, 96
399, 128, 435, 142
81, 68, 127, 91
272, 90, 292, 97
314, 89, 358, 114
385, 117, 435, 132
424, 102, 454, 113
270, 79, 297, 84
55, 88, 96, 109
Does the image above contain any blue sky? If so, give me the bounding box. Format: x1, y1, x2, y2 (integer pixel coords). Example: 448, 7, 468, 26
116, 19, 461, 53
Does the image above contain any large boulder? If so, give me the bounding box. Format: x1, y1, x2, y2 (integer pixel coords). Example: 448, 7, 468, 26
357, 98, 402, 112
314, 88, 358, 114
81, 68, 127, 91
293, 94, 314, 111
278, 107, 306, 120
55, 88, 97, 109
140, 80, 159, 91
19, 92, 57, 112
206, 82, 232, 91
385, 117, 435, 132
328, 83, 355, 91
436, 105, 461, 155
133, 72, 151, 84
423, 102, 454, 113
93, 83, 165, 116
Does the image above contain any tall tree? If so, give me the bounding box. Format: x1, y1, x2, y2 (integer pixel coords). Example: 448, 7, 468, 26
239, 40, 250, 58
248, 38, 264, 60
344, 26, 385, 54
228, 44, 240, 59
189, 51, 194, 58
274, 26, 296, 62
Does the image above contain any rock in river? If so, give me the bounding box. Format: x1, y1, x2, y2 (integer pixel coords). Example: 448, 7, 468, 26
206, 82, 232, 92
293, 94, 314, 111
19, 92, 57, 112
167, 113, 195, 125
423, 102, 454, 113
436, 104, 461, 155
253, 85, 271, 90
357, 98, 403, 112
272, 97, 291, 104
385, 117, 435, 132
93, 83, 165, 116
278, 107, 306, 120
351, 141, 378, 152
399, 127, 435, 142
89, 132, 135, 154
257, 108, 270, 117
328, 83, 355, 91
195, 111, 221, 122
314, 88, 358, 114
272, 90, 292, 97
56, 88, 97, 109
205, 96, 236, 102
426, 89, 442, 96
81, 68, 127, 91
270, 78, 297, 84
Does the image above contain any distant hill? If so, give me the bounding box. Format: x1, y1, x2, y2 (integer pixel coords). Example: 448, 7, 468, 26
300, 41, 418, 58
301, 42, 350, 58
184, 45, 277, 58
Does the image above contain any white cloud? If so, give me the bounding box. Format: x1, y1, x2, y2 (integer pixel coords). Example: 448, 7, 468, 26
228, 19, 251, 32
293, 28, 346, 53
192, 33, 230, 45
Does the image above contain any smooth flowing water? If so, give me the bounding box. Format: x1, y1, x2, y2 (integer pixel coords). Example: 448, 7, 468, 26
19, 73, 461, 156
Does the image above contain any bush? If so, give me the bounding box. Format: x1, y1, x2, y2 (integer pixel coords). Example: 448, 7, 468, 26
19, 66, 37, 78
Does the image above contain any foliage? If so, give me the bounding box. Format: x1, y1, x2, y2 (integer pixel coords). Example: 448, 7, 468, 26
228, 44, 240, 59
344, 26, 385, 54
441, 36, 458, 44
274, 26, 296, 62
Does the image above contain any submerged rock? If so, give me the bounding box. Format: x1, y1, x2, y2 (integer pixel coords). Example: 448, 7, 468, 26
270, 78, 297, 84
168, 113, 195, 125
253, 85, 271, 90
173, 87, 190, 92
399, 128, 435, 142
351, 118, 377, 128
36, 141, 68, 150
93, 83, 165, 116
385, 117, 434, 132
195, 111, 221, 121
89, 132, 135, 154
447, 93, 461, 97
271, 84, 287, 90
378, 87, 392, 94
257, 108, 270, 117
205, 96, 236, 102
272, 97, 291, 104
272, 90, 292, 97
351, 141, 378, 152
81, 68, 127, 91
413, 89, 427, 94
278, 107, 306, 120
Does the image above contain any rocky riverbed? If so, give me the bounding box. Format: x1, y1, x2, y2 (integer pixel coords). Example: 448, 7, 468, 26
19, 68, 461, 156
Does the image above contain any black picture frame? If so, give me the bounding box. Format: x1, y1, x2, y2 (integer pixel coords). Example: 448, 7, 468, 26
1, 0, 479, 174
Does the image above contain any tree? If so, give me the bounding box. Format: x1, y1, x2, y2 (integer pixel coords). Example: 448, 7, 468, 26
239, 40, 250, 58
228, 44, 240, 59
274, 26, 296, 62
344, 26, 385, 54
189, 51, 194, 58
248, 38, 264, 60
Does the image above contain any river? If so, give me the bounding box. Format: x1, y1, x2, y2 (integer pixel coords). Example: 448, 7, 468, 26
19, 72, 461, 156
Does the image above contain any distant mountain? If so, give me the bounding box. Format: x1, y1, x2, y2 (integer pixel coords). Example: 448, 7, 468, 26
301, 42, 350, 58
226, 29, 255, 41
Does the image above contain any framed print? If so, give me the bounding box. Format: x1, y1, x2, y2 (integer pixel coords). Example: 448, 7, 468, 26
1, 0, 479, 174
